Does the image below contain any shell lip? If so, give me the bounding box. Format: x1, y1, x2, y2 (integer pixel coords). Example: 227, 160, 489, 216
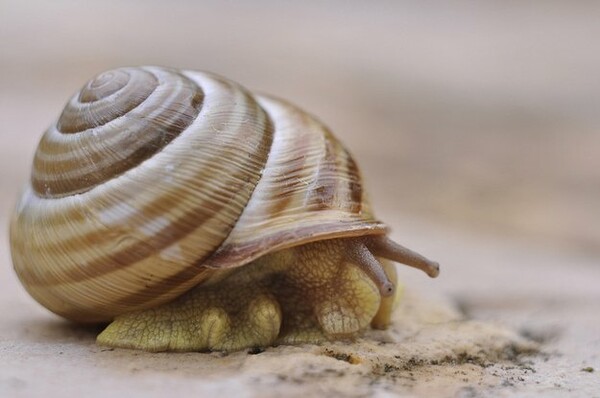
204, 220, 389, 270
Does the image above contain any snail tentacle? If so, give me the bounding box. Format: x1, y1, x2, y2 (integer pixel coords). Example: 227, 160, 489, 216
345, 240, 395, 297
365, 235, 440, 278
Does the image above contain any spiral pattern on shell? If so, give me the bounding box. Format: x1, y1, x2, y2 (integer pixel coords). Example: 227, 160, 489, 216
10, 66, 387, 322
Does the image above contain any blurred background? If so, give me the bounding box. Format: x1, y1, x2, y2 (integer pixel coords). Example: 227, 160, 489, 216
1, 0, 599, 267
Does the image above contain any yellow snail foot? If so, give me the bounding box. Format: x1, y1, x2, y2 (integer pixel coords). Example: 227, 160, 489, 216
97, 284, 282, 352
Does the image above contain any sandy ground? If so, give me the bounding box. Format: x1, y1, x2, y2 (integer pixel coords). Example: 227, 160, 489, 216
1, 1, 600, 397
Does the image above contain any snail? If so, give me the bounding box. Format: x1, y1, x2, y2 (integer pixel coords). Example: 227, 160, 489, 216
9, 66, 439, 352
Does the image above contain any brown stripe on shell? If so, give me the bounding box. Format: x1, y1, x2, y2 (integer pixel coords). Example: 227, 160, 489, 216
57, 68, 157, 133
78, 69, 130, 103
345, 153, 363, 213
26, 89, 266, 252
19, 113, 274, 286
32, 68, 203, 198
32, 262, 218, 322
305, 126, 364, 213
306, 131, 339, 211
255, 110, 314, 217
81, 255, 218, 319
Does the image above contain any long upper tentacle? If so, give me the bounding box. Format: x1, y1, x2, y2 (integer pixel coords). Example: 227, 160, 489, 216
365, 235, 440, 278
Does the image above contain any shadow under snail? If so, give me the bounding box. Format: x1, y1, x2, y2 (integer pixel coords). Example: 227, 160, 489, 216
9, 66, 439, 352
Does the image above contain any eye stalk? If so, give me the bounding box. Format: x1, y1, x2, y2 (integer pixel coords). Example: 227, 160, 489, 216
366, 235, 440, 278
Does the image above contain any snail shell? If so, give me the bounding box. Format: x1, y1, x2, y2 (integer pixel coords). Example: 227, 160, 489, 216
10, 66, 393, 323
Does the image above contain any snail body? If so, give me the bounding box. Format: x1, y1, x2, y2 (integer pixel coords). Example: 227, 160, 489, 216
10, 67, 439, 352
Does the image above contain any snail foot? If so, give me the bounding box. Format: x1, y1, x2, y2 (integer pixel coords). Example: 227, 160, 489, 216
97, 284, 282, 352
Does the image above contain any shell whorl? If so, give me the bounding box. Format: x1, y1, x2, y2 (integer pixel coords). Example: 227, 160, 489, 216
33, 68, 204, 197
10, 66, 386, 322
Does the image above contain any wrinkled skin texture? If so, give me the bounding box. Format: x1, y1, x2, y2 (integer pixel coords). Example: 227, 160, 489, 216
97, 238, 399, 352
